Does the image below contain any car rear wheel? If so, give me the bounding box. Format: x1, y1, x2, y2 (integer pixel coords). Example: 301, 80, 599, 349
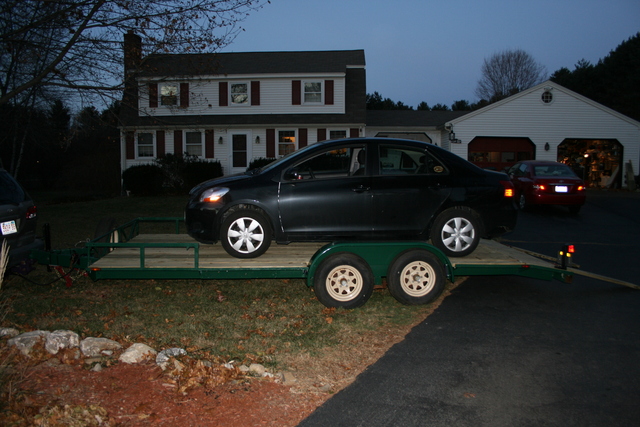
519, 193, 529, 211
221, 210, 272, 258
313, 253, 374, 309
387, 250, 446, 305
430, 207, 480, 257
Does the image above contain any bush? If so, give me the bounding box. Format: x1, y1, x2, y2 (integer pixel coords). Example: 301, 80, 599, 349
183, 160, 223, 190
122, 164, 164, 196
248, 157, 276, 171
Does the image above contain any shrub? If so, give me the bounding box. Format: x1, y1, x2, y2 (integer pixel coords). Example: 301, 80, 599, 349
248, 157, 276, 171
182, 160, 223, 190
122, 164, 164, 196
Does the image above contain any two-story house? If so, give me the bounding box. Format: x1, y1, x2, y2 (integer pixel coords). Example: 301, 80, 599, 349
119, 32, 366, 175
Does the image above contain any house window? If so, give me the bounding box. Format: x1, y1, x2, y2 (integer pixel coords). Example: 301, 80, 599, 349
279, 130, 296, 156
185, 131, 203, 157
329, 130, 347, 140
161, 84, 178, 106
304, 81, 322, 103
137, 133, 154, 158
231, 83, 249, 105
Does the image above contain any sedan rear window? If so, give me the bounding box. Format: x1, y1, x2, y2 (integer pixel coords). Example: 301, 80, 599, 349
533, 164, 576, 177
379, 145, 447, 175
0, 170, 26, 204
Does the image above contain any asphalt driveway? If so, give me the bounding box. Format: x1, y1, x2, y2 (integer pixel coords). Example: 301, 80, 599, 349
299, 190, 640, 426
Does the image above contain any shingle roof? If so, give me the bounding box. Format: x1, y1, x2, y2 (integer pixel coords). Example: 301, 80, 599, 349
138, 50, 366, 77
366, 110, 469, 127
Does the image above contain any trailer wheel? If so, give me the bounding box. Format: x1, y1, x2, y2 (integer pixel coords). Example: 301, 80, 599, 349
430, 207, 480, 257
221, 210, 272, 258
93, 217, 119, 257
387, 250, 445, 305
313, 254, 374, 309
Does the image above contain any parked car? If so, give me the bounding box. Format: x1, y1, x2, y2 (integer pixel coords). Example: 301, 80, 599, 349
507, 160, 586, 214
185, 138, 517, 258
0, 169, 43, 270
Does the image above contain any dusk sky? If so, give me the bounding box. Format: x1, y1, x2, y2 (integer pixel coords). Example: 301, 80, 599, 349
227, 0, 640, 109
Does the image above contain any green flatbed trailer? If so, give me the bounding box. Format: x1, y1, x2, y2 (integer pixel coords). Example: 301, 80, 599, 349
31, 217, 583, 308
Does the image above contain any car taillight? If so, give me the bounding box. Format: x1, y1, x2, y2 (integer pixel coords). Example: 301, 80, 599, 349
533, 184, 546, 191
500, 181, 515, 198
577, 185, 585, 191
26, 205, 37, 219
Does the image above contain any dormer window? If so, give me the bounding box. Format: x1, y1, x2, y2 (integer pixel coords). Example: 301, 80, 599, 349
304, 81, 322, 103
231, 83, 249, 105
161, 84, 178, 106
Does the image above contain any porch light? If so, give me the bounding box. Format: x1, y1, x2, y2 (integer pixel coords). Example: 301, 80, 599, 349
218, 136, 223, 144
255, 136, 260, 144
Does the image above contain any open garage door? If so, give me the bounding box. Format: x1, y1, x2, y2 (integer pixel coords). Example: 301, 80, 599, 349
468, 137, 535, 171
374, 132, 432, 143
558, 139, 623, 188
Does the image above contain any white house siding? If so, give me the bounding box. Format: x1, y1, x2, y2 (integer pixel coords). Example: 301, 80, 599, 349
364, 127, 446, 147
447, 82, 640, 185
137, 75, 346, 117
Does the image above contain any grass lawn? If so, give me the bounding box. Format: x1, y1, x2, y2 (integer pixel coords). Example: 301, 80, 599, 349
1, 195, 446, 370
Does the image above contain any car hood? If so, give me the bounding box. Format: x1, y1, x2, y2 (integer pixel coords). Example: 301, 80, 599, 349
189, 173, 252, 196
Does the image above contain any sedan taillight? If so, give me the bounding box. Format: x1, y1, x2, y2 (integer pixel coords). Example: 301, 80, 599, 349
26, 205, 37, 219
500, 181, 515, 198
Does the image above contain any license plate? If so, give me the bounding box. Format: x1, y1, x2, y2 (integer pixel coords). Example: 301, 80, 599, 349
555, 186, 568, 193
1, 220, 17, 235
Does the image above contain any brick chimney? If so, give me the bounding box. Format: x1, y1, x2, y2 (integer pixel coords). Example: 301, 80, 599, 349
122, 31, 142, 121
124, 30, 142, 74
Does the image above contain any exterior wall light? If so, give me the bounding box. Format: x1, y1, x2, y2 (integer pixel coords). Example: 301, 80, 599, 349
218, 136, 223, 144
255, 136, 260, 144
544, 142, 550, 151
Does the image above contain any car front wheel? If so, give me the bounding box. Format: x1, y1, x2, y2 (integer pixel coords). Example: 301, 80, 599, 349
220, 210, 272, 258
430, 207, 481, 257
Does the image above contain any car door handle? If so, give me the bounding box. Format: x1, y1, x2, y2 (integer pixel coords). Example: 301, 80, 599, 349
352, 185, 370, 193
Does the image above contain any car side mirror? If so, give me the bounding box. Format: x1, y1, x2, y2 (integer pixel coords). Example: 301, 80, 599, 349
283, 169, 302, 181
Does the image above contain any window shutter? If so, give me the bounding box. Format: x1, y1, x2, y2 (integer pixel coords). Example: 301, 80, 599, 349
149, 83, 158, 108
125, 131, 135, 159
205, 130, 214, 158
317, 128, 326, 142
350, 128, 359, 138
156, 130, 165, 157
251, 81, 260, 106
298, 128, 308, 148
180, 83, 189, 107
174, 130, 183, 155
324, 80, 334, 105
266, 129, 276, 158
219, 82, 228, 106
292, 80, 301, 105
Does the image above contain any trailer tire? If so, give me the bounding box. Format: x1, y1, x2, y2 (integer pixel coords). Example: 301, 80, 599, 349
313, 254, 374, 309
430, 207, 480, 257
93, 217, 119, 257
387, 250, 446, 305
221, 210, 272, 258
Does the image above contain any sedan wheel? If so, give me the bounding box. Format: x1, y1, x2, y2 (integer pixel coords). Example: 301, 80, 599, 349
221, 210, 272, 258
430, 207, 480, 257
519, 194, 528, 211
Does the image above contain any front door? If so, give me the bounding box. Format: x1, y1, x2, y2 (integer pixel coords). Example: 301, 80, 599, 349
230, 133, 252, 174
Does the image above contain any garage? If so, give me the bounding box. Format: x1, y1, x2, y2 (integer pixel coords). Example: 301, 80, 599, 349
444, 81, 640, 189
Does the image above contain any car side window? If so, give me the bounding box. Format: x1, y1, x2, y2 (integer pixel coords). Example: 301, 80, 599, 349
378, 145, 447, 175
287, 145, 363, 180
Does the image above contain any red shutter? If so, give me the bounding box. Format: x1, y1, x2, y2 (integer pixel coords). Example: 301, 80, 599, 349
266, 129, 276, 158
125, 132, 135, 159
324, 80, 334, 105
292, 80, 301, 105
156, 130, 165, 157
298, 128, 308, 148
205, 130, 215, 158
350, 128, 359, 138
317, 129, 326, 142
174, 130, 183, 155
219, 82, 228, 106
149, 83, 158, 108
180, 83, 189, 107
251, 81, 260, 105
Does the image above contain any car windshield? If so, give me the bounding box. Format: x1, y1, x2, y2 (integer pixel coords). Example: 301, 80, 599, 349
533, 164, 577, 177
0, 170, 26, 204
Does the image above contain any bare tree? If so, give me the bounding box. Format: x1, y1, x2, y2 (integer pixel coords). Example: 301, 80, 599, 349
475, 49, 547, 102
0, 0, 269, 107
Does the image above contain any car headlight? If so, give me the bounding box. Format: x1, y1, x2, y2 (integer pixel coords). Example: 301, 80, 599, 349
200, 187, 229, 203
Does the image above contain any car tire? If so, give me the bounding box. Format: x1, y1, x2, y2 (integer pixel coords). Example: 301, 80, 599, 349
93, 217, 119, 257
518, 193, 529, 211
221, 210, 272, 258
430, 207, 481, 257
387, 250, 446, 305
313, 253, 374, 309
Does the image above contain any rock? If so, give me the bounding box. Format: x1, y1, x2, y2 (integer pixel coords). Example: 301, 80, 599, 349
0, 327, 19, 338
249, 363, 266, 376
80, 337, 122, 357
119, 343, 157, 364
239, 364, 250, 373
281, 371, 298, 385
7, 330, 51, 356
155, 347, 187, 370
91, 363, 103, 372
45, 330, 80, 355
